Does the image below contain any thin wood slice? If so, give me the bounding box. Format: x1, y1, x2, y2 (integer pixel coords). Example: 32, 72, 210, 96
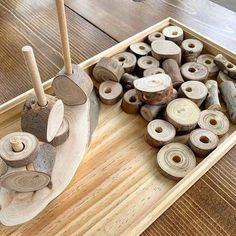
157, 143, 196, 180
120, 73, 139, 91
217, 71, 236, 86
162, 26, 184, 45
147, 31, 165, 44
137, 56, 160, 76
0, 159, 8, 177
143, 67, 165, 77
140, 104, 164, 122
181, 39, 203, 62
129, 42, 151, 57
197, 54, 219, 77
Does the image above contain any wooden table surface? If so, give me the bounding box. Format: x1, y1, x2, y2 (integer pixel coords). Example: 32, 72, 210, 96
1, 0, 236, 235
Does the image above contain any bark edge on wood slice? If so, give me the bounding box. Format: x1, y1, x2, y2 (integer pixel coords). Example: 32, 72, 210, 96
197, 54, 219, 77
147, 31, 165, 44
181, 39, 203, 62
162, 26, 184, 45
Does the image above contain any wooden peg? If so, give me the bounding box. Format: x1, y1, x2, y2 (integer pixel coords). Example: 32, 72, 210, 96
147, 31, 165, 44
217, 71, 236, 86
0, 159, 8, 177
162, 26, 184, 45
111, 52, 137, 73
166, 98, 200, 133
121, 89, 142, 114
145, 119, 176, 147
140, 104, 164, 122
93, 57, 124, 83
178, 81, 208, 106
129, 42, 151, 57
219, 81, 236, 123
99, 80, 123, 105
137, 56, 160, 76
181, 39, 203, 62
151, 40, 181, 65
120, 73, 139, 91
197, 54, 219, 77
181, 62, 209, 82
162, 58, 184, 88
214, 54, 236, 79
189, 129, 219, 158
205, 80, 222, 110
143, 67, 165, 77
157, 143, 196, 180
198, 110, 229, 136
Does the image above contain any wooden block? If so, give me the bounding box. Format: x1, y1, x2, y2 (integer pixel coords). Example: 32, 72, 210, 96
133, 74, 173, 105
137, 56, 160, 76
129, 42, 151, 57
0, 158, 8, 177
143, 67, 165, 77
214, 54, 236, 79
178, 81, 208, 107
93, 57, 124, 83
217, 71, 236, 86
157, 143, 196, 180
0, 132, 39, 168
99, 80, 123, 105
145, 119, 176, 147
120, 73, 139, 91
189, 128, 219, 158
219, 81, 236, 123
147, 31, 165, 44
140, 104, 164, 122
181, 62, 209, 82
181, 39, 203, 62
162, 26, 184, 45
112, 52, 137, 73
121, 89, 142, 114
151, 40, 181, 65
197, 54, 219, 77
162, 58, 184, 88
166, 98, 200, 133
198, 110, 230, 136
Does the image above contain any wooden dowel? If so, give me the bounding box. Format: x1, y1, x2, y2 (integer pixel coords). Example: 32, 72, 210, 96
55, 0, 72, 75
22, 46, 47, 106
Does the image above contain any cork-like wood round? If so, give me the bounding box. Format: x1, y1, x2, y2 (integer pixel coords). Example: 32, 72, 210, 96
129, 42, 151, 57
147, 31, 165, 44
181, 39, 203, 62
137, 56, 160, 75
197, 54, 219, 77
143, 67, 165, 77
162, 26, 184, 45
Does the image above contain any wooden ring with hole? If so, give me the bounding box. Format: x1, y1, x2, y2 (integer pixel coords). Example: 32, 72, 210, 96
197, 54, 219, 77
147, 31, 165, 44
162, 26, 184, 45
137, 56, 160, 76
181, 39, 203, 62
129, 42, 151, 57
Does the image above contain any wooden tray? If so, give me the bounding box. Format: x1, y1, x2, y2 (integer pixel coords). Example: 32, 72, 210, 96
1, 18, 236, 234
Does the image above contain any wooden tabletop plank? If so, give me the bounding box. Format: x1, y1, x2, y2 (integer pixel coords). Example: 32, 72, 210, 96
65, 0, 236, 52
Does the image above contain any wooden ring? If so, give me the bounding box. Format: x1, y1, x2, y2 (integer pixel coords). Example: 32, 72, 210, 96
143, 67, 165, 77
162, 26, 184, 45
137, 56, 160, 72
197, 54, 219, 77
130, 42, 151, 57
147, 31, 165, 44
181, 39, 203, 62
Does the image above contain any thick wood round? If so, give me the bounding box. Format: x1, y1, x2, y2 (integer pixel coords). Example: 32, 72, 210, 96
198, 110, 230, 136
147, 31, 165, 44
181, 39, 203, 62
197, 54, 219, 77
120, 73, 139, 91
129, 42, 151, 57
143, 67, 165, 77
99, 81, 123, 105
217, 71, 236, 86
178, 81, 208, 106
137, 56, 160, 76
121, 89, 142, 114
0, 132, 39, 168
93, 57, 124, 82
145, 119, 176, 147
0, 159, 8, 177
157, 143, 196, 180
162, 26, 184, 45
112, 52, 137, 73
140, 104, 163, 122
205, 80, 222, 110
189, 128, 219, 158
151, 40, 181, 65
181, 62, 209, 82
166, 98, 200, 133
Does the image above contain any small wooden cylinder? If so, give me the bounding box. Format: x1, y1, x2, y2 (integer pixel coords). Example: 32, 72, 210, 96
137, 56, 160, 76
162, 26, 184, 45
143, 67, 165, 77
129, 42, 151, 57
147, 31, 165, 44
181, 39, 203, 62
197, 54, 219, 77
120, 73, 139, 91
140, 104, 164, 122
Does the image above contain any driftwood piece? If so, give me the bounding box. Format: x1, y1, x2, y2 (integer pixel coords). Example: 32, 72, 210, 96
0, 159, 8, 177
143, 67, 165, 77
181, 39, 203, 62
140, 104, 164, 122
129, 42, 151, 57
178, 81, 208, 107
99, 81, 123, 105
217, 71, 236, 86
197, 54, 219, 77
189, 129, 219, 158
162, 26, 184, 45
219, 81, 236, 123
145, 119, 176, 147
157, 143, 196, 180
147, 31, 165, 44
162, 58, 184, 88
151, 40, 181, 65
120, 73, 139, 91
214, 54, 236, 79
137, 56, 160, 76
205, 80, 222, 111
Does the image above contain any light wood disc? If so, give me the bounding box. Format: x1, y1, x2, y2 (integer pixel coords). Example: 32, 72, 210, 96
181, 39, 203, 62
198, 110, 230, 136
197, 54, 219, 77
157, 143, 196, 180
129, 42, 151, 57
147, 31, 165, 44
137, 56, 160, 71
162, 26, 184, 45
143, 67, 165, 77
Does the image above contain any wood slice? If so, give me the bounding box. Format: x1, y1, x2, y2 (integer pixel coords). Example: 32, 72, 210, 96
143, 67, 165, 77
140, 104, 164, 122
217, 71, 236, 86
121, 89, 142, 114
198, 110, 230, 136
92, 57, 124, 82
120, 73, 139, 91
189, 128, 219, 158
137, 56, 160, 76
166, 98, 200, 133
133, 74, 173, 105
151, 40, 181, 65
162, 26, 184, 45
145, 119, 176, 147
52, 64, 93, 105
0, 132, 39, 168
157, 143, 196, 180
205, 80, 222, 111
0, 159, 8, 177
181, 39, 203, 62
147, 31, 165, 44
99, 81, 123, 105
197, 54, 219, 77
178, 81, 208, 107
214, 54, 236, 79
181, 62, 209, 82
112, 52, 137, 73
172, 134, 190, 145
219, 81, 236, 123
21, 94, 64, 142
162, 58, 184, 88
129, 42, 151, 57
